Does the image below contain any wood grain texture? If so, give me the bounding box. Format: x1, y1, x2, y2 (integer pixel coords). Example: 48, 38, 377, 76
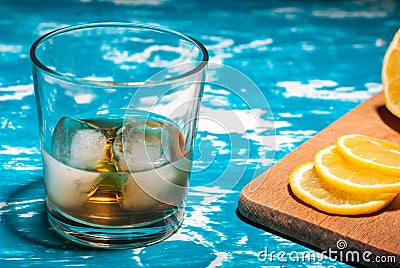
238, 92, 400, 267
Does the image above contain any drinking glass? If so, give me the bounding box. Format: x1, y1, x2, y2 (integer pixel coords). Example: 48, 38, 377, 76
30, 22, 208, 248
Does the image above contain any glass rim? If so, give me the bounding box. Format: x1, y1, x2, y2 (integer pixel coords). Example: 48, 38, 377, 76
29, 22, 209, 87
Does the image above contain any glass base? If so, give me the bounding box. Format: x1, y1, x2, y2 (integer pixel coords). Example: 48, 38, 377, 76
47, 200, 184, 249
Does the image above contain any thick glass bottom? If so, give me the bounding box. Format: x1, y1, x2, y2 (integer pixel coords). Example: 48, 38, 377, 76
47, 200, 184, 249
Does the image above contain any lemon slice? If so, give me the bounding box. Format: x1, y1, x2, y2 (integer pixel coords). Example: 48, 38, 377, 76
314, 145, 400, 194
382, 28, 400, 117
337, 134, 400, 176
289, 162, 396, 215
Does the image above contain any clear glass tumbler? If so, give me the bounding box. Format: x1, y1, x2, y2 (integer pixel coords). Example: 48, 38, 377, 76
30, 22, 208, 248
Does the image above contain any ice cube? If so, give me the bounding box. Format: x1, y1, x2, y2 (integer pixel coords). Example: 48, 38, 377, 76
112, 122, 170, 172
121, 157, 190, 209
119, 174, 163, 211
52, 116, 108, 170
42, 149, 101, 208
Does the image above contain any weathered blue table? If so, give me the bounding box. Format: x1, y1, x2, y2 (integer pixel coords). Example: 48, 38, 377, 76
1, 0, 398, 267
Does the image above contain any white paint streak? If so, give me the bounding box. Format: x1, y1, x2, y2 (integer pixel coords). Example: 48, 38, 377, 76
233, 38, 273, 53
0, 44, 22, 53
19, 211, 37, 218
0, 84, 33, 101
237, 236, 248, 245
0, 145, 39, 155
207, 252, 230, 268
277, 80, 378, 102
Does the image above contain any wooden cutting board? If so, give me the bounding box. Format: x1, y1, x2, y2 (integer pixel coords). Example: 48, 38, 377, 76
238, 92, 400, 267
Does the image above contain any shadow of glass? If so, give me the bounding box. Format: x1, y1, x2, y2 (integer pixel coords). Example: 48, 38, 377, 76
2, 177, 73, 249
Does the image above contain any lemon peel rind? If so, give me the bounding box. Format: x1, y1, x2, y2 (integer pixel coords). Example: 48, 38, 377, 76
337, 134, 400, 177
289, 162, 396, 216
314, 145, 400, 194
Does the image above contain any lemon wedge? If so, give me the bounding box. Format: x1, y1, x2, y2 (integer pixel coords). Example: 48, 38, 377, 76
382, 28, 400, 117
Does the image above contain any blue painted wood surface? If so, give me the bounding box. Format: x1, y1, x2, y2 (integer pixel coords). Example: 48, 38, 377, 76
1, 0, 399, 267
